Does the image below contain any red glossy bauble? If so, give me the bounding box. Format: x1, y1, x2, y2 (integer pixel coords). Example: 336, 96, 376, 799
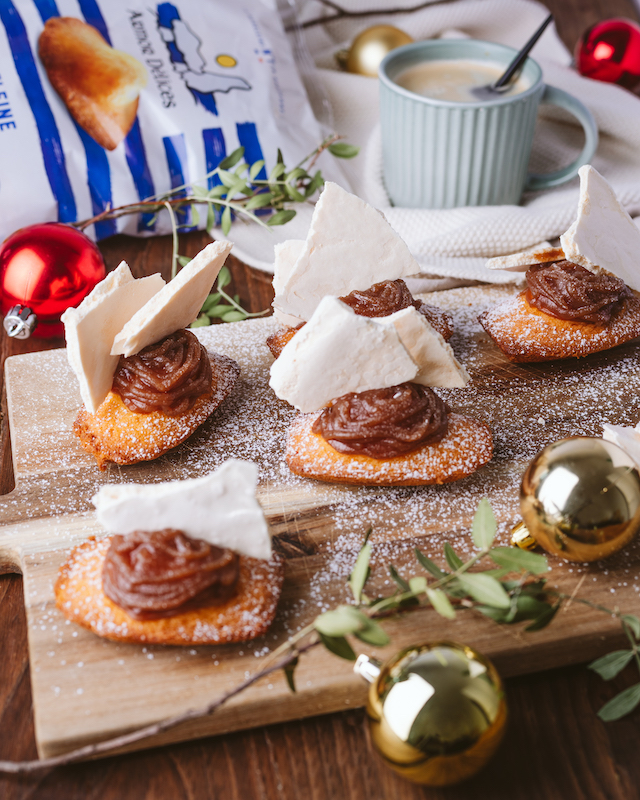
0, 223, 105, 338
576, 17, 640, 90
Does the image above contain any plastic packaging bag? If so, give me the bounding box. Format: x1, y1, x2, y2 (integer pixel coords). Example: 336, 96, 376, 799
0, 0, 336, 243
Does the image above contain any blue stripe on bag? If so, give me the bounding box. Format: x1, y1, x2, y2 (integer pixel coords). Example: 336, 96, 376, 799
156, 3, 218, 115
203, 128, 226, 188
156, 3, 183, 66
236, 122, 270, 217
80, 130, 117, 239
0, 0, 76, 221
124, 120, 156, 231
32, 0, 57, 20
236, 122, 267, 180
76, 0, 110, 43
163, 133, 194, 231
34, 0, 116, 238
157, 2, 179, 28
203, 128, 226, 224
77, 0, 156, 231
190, 89, 218, 116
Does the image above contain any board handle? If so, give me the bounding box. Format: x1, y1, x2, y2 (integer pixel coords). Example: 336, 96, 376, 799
0, 553, 22, 574
0, 550, 22, 575
0, 532, 22, 574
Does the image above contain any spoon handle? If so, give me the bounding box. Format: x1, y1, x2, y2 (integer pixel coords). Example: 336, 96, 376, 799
493, 13, 553, 90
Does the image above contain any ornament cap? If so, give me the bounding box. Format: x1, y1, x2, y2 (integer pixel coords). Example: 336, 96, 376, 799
510, 519, 538, 551
4, 304, 37, 339
354, 653, 381, 683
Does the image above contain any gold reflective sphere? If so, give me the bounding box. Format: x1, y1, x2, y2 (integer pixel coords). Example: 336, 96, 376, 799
346, 25, 414, 77
520, 436, 640, 562
364, 642, 506, 786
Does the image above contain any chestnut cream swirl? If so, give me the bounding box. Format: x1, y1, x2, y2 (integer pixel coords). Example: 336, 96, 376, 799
526, 261, 631, 324
340, 279, 453, 340
102, 529, 239, 621
112, 328, 212, 415
313, 383, 448, 459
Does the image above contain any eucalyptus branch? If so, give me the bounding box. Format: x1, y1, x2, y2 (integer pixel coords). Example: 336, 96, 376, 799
367, 548, 489, 615
300, 133, 342, 172
75, 137, 358, 328
189, 265, 270, 326
217, 284, 269, 319
77, 192, 273, 235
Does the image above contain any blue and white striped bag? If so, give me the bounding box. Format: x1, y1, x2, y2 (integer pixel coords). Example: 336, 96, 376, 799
0, 0, 328, 243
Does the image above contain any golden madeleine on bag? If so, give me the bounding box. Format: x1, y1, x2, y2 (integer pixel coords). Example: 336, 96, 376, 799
39, 16, 147, 150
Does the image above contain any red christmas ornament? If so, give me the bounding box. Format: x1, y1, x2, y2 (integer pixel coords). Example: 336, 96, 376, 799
576, 17, 640, 90
0, 223, 105, 339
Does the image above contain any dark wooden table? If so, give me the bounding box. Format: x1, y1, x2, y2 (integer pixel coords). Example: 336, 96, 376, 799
3, 1, 640, 797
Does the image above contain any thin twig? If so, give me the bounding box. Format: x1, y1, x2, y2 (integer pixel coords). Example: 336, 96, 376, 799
164, 201, 179, 280
72, 143, 334, 233
75, 195, 271, 234
0, 533, 598, 774
563, 574, 587, 612
0, 640, 319, 774
295, 0, 458, 30
305, 134, 341, 173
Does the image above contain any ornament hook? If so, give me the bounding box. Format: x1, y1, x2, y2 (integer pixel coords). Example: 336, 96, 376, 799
3, 305, 37, 339
510, 519, 538, 550
353, 653, 381, 683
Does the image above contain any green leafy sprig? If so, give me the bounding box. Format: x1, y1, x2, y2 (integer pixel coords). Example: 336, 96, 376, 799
273, 497, 640, 725
75, 135, 359, 237
305, 498, 554, 671
265, 499, 555, 691
188, 264, 265, 325
587, 612, 640, 720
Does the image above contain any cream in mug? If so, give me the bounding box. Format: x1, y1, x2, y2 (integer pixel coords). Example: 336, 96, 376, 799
394, 59, 532, 103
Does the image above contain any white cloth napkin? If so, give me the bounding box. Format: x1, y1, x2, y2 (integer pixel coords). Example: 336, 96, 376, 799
222, 0, 640, 287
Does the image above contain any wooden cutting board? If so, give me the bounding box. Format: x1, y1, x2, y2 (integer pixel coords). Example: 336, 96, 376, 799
2, 284, 640, 760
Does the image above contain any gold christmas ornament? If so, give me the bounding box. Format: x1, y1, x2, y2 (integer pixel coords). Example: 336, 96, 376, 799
520, 436, 640, 562
354, 642, 507, 786
345, 25, 414, 77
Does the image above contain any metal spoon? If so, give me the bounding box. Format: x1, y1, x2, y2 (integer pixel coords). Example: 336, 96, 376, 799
471, 13, 553, 100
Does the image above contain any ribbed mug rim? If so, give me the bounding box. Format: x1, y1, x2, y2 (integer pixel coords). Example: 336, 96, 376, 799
378, 39, 544, 108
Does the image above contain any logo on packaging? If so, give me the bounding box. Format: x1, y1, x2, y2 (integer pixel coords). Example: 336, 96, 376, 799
157, 3, 251, 115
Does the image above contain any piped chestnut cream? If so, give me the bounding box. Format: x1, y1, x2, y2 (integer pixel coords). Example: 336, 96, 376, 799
526, 261, 631, 324
112, 328, 211, 415
313, 382, 449, 459
102, 529, 239, 621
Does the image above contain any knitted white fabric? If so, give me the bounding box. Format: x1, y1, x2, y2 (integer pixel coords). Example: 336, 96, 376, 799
220, 0, 640, 286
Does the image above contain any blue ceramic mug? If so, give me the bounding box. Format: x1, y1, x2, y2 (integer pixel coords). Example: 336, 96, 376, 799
379, 40, 598, 208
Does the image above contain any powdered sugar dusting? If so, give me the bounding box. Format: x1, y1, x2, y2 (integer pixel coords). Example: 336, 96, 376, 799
6, 285, 640, 751
479, 290, 640, 362
286, 412, 492, 484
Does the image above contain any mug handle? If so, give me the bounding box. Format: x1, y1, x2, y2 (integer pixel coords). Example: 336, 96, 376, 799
525, 85, 598, 192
